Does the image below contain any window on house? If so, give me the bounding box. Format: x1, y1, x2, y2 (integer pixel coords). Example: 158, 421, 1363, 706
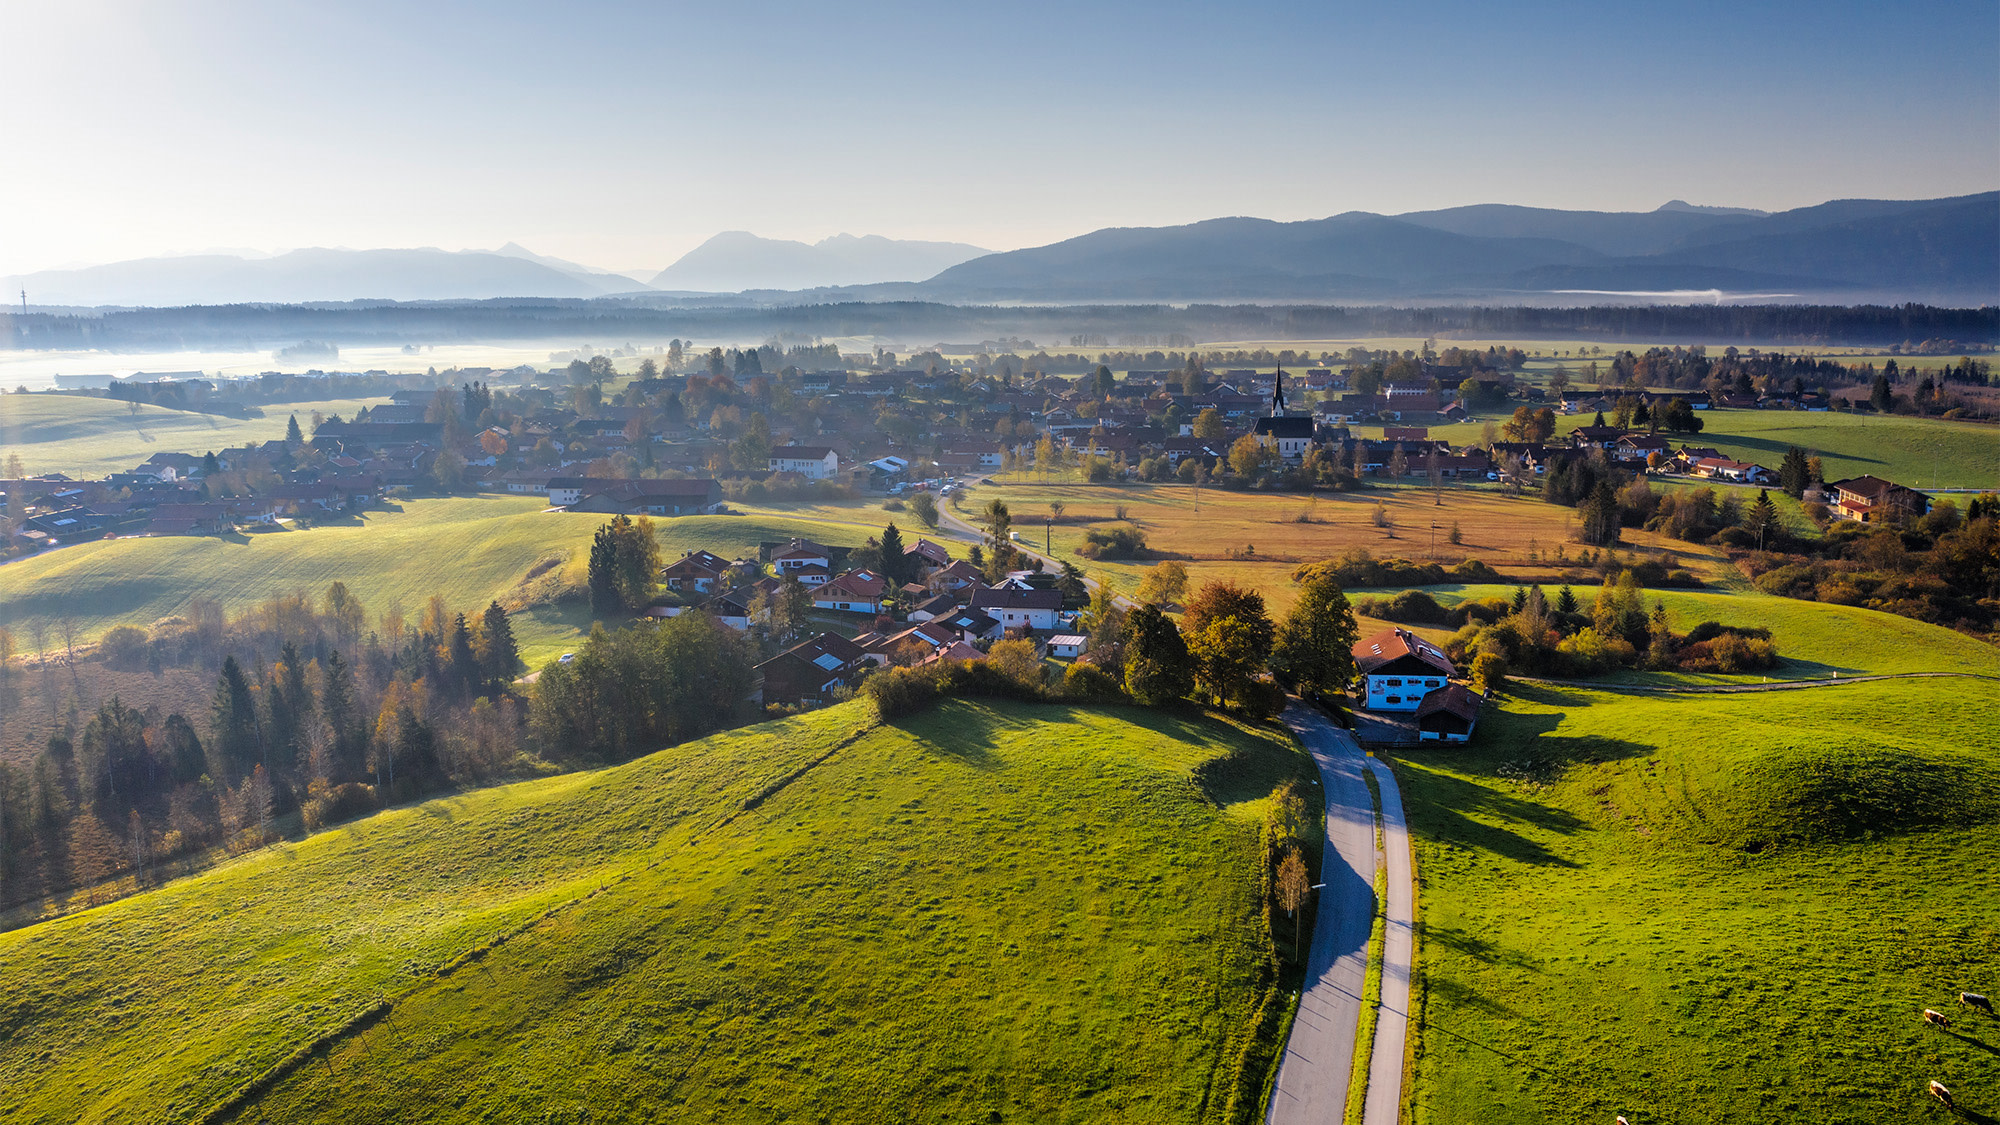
1387, 678, 1402, 686
1386, 696, 1402, 705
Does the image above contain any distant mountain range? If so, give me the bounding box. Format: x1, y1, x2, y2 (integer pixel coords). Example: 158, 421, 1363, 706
6, 195, 1991, 307
2, 247, 643, 307
912, 193, 1998, 303
648, 232, 992, 293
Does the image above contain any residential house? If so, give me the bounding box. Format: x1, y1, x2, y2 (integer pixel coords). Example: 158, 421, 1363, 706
662, 549, 731, 593
813, 569, 888, 614
969, 585, 1063, 633
931, 607, 1003, 644
568, 478, 723, 516
755, 633, 869, 706
907, 592, 960, 622
1353, 627, 1455, 712
1690, 457, 1775, 484
1828, 476, 1931, 523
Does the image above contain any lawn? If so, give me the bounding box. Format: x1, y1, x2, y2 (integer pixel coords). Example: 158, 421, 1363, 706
1383, 408, 1998, 491
0, 698, 1304, 1125
1394, 679, 2000, 1124
0, 394, 391, 479
0, 497, 876, 667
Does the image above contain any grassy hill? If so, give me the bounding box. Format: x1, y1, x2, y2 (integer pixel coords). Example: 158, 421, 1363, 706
0, 394, 390, 479
0, 698, 1304, 1124
0, 497, 874, 665
1397, 679, 2000, 1123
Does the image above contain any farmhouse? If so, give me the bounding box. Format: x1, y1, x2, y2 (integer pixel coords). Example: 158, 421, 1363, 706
1353, 627, 1455, 712
1828, 475, 1931, 523
567, 478, 722, 516
1415, 683, 1482, 742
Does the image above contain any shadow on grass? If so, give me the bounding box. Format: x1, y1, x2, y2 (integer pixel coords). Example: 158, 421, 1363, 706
1943, 1028, 2000, 1058
1423, 923, 1543, 973
1397, 762, 1585, 869
1424, 974, 1526, 1021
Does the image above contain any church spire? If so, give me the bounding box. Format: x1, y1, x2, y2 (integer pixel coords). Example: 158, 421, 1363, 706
1271, 362, 1287, 416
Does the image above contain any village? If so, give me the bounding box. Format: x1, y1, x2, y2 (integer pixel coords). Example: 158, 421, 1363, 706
0, 346, 1938, 551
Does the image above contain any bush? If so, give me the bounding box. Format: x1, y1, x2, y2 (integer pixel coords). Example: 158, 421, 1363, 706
1078, 525, 1149, 559
1238, 677, 1289, 720
1061, 661, 1124, 701
301, 780, 379, 830
98, 625, 151, 670
1684, 621, 1774, 644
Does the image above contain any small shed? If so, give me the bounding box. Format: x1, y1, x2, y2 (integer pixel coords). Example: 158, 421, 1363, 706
1046, 633, 1087, 659
1415, 684, 1481, 742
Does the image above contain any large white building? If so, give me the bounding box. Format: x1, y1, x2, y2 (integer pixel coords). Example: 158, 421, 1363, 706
770, 445, 840, 479
1352, 627, 1455, 712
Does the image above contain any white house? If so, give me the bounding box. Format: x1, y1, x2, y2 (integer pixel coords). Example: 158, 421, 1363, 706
1352, 627, 1455, 712
969, 586, 1063, 633
770, 445, 840, 479
1046, 633, 1087, 659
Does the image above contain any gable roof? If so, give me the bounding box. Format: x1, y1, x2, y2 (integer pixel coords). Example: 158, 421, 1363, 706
1353, 627, 1455, 677
1415, 682, 1481, 722
969, 585, 1063, 612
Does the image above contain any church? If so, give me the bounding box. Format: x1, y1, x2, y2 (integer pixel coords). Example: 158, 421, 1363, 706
1251, 366, 1316, 458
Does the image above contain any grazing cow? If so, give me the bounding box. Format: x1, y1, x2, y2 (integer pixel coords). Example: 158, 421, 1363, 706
1616, 1118, 1630, 1125
1924, 1009, 1952, 1028
1962, 991, 1994, 1013
1928, 1080, 1953, 1108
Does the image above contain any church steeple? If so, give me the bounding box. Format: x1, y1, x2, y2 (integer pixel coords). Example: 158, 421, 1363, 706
1271, 363, 1287, 416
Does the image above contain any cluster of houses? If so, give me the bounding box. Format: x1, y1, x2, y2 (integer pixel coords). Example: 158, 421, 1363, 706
646, 534, 1075, 707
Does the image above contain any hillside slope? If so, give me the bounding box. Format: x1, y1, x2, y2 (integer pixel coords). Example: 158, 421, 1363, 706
1400, 680, 2000, 1123
0, 699, 1303, 1124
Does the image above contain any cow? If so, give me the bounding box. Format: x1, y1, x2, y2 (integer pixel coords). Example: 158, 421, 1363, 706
1962, 991, 1994, 1013
1923, 1009, 1952, 1028
1616, 1118, 1630, 1125
1928, 1080, 1953, 1109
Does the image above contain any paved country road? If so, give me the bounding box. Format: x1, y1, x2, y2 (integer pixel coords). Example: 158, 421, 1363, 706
1267, 704, 1383, 1124
1362, 757, 1415, 1125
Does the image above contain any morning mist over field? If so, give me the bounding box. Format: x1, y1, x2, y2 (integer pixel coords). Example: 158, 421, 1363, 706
0, 3, 1996, 1125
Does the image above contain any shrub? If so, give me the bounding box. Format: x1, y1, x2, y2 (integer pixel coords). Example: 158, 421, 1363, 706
1061, 661, 1123, 701
1238, 677, 1290, 721
1469, 652, 1507, 693
98, 625, 151, 670
301, 780, 379, 830
1683, 621, 1774, 644
1078, 525, 1149, 559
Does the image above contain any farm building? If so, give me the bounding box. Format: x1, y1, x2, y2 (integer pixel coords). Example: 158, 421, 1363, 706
1415, 683, 1482, 742
1828, 475, 1931, 523
1353, 627, 1455, 712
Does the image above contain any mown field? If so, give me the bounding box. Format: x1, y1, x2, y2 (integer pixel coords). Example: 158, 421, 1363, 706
0, 394, 391, 479
1385, 408, 1998, 490
1395, 679, 2000, 1124
958, 479, 1727, 615
0, 698, 1303, 1125
0, 497, 874, 667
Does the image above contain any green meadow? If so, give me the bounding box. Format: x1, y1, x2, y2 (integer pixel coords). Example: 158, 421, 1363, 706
1394, 679, 2000, 1124
0, 497, 874, 665
0, 394, 390, 480
0, 698, 1302, 1125
1389, 408, 1998, 491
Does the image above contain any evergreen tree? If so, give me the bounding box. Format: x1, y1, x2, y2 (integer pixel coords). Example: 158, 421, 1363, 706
1556, 585, 1578, 614
160, 713, 208, 785
1745, 489, 1780, 550
1580, 479, 1623, 546
209, 656, 260, 781
1778, 446, 1811, 498
587, 521, 622, 614
321, 650, 359, 779
1124, 605, 1195, 705
878, 521, 909, 586
477, 601, 521, 694
447, 614, 478, 699
284, 414, 304, 445
1870, 371, 1893, 412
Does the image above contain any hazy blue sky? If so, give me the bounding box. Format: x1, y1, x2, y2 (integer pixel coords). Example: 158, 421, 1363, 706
2, 0, 1995, 275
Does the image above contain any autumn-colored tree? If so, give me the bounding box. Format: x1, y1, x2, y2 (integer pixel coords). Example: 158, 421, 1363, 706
1181, 581, 1276, 709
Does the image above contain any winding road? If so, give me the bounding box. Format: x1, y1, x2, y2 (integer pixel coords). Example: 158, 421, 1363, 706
1267, 704, 1416, 1125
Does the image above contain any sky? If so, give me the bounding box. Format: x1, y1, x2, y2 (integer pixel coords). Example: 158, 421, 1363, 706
1, 0, 1995, 276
